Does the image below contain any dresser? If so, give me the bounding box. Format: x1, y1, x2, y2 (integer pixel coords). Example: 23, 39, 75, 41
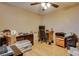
56, 37, 65, 48
55, 32, 66, 48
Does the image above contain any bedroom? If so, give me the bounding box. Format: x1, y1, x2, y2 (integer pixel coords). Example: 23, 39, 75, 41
0, 2, 79, 56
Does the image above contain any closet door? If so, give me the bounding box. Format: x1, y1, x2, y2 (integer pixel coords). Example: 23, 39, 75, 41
38, 26, 45, 41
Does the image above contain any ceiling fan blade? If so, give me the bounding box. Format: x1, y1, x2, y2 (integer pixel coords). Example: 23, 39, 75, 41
51, 3, 59, 8
30, 3, 40, 5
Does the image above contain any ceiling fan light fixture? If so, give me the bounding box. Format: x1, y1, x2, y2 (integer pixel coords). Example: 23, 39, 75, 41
41, 2, 45, 7
44, 6, 47, 9
47, 3, 51, 8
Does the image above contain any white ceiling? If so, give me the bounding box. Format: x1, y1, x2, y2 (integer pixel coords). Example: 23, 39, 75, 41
2, 2, 79, 15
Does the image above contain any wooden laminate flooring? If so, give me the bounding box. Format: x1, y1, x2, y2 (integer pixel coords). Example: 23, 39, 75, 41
23, 40, 68, 56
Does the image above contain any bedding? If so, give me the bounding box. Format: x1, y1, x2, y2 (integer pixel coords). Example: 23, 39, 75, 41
15, 40, 32, 53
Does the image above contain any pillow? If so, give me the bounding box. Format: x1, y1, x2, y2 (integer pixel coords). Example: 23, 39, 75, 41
0, 45, 8, 54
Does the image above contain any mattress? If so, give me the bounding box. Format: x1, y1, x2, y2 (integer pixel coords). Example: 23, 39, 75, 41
15, 40, 32, 53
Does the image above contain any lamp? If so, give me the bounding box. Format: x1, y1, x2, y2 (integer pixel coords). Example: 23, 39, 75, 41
11, 30, 17, 35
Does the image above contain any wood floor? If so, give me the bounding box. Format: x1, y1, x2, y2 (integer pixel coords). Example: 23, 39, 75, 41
23, 40, 68, 56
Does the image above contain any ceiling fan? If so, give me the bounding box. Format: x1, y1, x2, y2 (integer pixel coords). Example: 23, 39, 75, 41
30, 2, 59, 11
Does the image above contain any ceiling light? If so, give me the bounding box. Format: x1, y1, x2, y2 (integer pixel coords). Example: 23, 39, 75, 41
47, 3, 51, 8
44, 6, 47, 9
41, 2, 45, 8
41, 2, 51, 10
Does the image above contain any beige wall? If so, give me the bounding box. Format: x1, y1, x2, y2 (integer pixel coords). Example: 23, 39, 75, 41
0, 3, 42, 33
0, 3, 79, 40
42, 5, 79, 36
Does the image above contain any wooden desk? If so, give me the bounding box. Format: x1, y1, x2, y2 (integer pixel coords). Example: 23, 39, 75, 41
16, 34, 34, 45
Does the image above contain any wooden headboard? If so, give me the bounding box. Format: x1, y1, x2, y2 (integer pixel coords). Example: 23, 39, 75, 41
16, 34, 34, 45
